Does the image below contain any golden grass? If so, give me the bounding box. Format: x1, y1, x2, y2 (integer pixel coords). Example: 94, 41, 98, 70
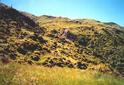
0, 62, 124, 85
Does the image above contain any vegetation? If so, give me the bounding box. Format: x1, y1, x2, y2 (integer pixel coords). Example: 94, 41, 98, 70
0, 62, 124, 85
0, 3, 124, 84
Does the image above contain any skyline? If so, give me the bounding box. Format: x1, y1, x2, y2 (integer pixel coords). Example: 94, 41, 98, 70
1, 0, 124, 26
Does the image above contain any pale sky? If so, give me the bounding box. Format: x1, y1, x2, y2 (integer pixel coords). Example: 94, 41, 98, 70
2, 0, 124, 26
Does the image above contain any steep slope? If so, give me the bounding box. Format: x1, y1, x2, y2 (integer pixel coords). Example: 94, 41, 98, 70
21, 11, 37, 21
0, 3, 44, 61
0, 3, 124, 77
36, 16, 124, 76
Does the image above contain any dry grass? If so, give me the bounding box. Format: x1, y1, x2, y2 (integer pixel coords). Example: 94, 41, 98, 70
0, 62, 124, 85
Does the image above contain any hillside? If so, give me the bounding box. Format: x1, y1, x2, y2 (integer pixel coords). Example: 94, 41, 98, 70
0, 3, 44, 59
0, 3, 124, 78
36, 16, 124, 76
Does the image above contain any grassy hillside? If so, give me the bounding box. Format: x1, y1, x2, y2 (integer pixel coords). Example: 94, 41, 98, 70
0, 3, 124, 82
36, 15, 124, 77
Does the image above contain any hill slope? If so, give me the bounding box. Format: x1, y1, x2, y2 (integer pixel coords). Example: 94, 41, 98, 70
0, 3, 124, 77
0, 3, 44, 60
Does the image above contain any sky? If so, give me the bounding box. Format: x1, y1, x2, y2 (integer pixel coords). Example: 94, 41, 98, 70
1, 0, 124, 26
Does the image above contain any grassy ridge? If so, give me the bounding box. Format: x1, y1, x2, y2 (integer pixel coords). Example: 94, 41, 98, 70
0, 62, 124, 85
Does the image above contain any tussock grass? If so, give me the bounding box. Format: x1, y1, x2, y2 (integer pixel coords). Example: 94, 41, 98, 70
0, 62, 124, 85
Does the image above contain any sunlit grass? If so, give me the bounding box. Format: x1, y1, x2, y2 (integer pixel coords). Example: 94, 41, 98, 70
0, 62, 124, 85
